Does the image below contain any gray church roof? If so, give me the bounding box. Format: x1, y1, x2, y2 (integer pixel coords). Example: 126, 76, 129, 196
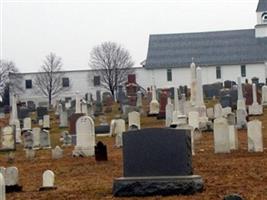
145, 29, 267, 69
257, 0, 267, 12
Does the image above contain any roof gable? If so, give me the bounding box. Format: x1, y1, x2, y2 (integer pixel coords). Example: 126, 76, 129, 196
257, 0, 267, 12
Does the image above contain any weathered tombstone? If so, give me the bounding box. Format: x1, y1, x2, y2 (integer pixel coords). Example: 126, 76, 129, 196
237, 77, 246, 111
229, 125, 238, 150
195, 67, 205, 108
220, 95, 232, 108
73, 116, 95, 157
113, 128, 204, 197
17, 107, 30, 121
158, 89, 168, 119
22, 117, 31, 131
247, 120, 263, 152
27, 101, 36, 112
214, 118, 230, 153
236, 109, 247, 129
23, 130, 33, 149
95, 141, 108, 161
32, 127, 41, 149
0, 173, 5, 200
248, 83, 263, 115
1, 126, 15, 151
5, 167, 22, 193
222, 107, 232, 117
262, 85, 267, 106
61, 131, 72, 146
226, 113, 236, 126
39, 170, 56, 191
14, 120, 21, 144
128, 111, 140, 130
165, 98, 174, 127
114, 119, 126, 148
188, 111, 199, 129
149, 86, 159, 115
75, 92, 82, 113
136, 91, 142, 109
52, 146, 63, 159
38, 119, 43, 126
190, 61, 197, 106
43, 115, 50, 129
59, 109, 68, 128
40, 129, 51, 149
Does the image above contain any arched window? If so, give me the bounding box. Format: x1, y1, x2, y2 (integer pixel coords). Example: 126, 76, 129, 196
261, 12, 267, 23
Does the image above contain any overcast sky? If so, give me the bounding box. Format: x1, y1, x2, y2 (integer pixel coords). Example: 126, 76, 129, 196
0, 0, 258, 72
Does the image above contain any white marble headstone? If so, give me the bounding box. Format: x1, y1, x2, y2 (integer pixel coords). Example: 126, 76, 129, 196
188, 111, 199, 129
247, 120, 263, 152
22, 117, 31, 131
43, 115, 50, 129
229, 125, 238, 150
42, 170, 55, 187
52, 146, 63, 159
128, 111, 140, 130
5, 167, 18, 186
214, 117, 230, 153
114, 119, 126, 148
32, 127, 41, 149
1, 126, 14, 150
0, 173, 5, 200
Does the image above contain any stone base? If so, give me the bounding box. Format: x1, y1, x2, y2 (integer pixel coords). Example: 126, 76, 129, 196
113, 175, 204, 197
248, 104, 263, 115
147, 113, 158, 117
39, 186, 57, 191
6, 185, 23, 193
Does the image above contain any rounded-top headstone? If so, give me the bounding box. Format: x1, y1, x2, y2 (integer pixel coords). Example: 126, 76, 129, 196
42, 170, 55, 187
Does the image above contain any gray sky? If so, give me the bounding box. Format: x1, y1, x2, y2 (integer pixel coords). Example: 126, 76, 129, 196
1, 0, 258, 72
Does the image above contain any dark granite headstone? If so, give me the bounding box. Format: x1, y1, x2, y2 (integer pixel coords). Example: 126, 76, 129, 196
113, 128, 203, 197
157, 89, 168, 119
220, 95, 232, 108
95, 125, 110, 134
123, 128, 192, 177
224, 80, 236, 89
95, 141, 108, 161
224, 194, 244, 200
251, 77, 259, 86
27, 101, 36, 112
18, 107, 30, 120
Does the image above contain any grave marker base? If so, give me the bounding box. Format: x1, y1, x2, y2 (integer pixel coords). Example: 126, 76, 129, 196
6, 185, 23, 193
113, 175, 203, 197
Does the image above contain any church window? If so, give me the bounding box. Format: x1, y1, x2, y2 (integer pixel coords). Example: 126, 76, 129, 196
241, 65, 246, 77
167, 68, 172, 82
216, 66, 221, 79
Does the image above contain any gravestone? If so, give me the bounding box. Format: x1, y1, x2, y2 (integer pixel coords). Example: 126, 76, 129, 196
40, 129, 51, 149
128, 111, 140, 130
158, 89, 168, 119
27, 101, 36, 112
126, 74, 138, 106
222, 107, 232, 117
248, 83, 263, 115
114, 119, 126, 148
14, 120, 21, 144
237, 77, 246, 111
23, 130, 33, 149
1, 126, 15, 150
95, 141, 108, 161
262, 85, 267, 106
188, 111, 199, 129
59, 109, 68, 128
165, 98, 174, 127
0, 173, 5, 200
229, 125, 238, 150
52, 146, 63, 159
22, 117, 31, 131
39, 170, 56, 191
236, 109, 247, 129
149, 86, 159, 115
244, 84, 253, 105
247, 120, 263, 152
43, 115, 50, 129
214, 103, 223, 118
73, 116, 95, 157
214, 118, 230, 153
5, 167, 22, 193
206, 107, 214, 120
190, 62, 197, 106
113, 128, 203, 197
61, 131, 72, 146
136, 91, 142, 109
32, 127, 41, 149
17, 107, 30, 120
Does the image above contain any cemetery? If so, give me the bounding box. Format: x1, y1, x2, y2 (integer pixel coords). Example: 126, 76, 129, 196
0, 70, 267, 200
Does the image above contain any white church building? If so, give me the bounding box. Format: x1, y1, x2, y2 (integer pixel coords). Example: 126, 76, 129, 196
10, 0, 267, 105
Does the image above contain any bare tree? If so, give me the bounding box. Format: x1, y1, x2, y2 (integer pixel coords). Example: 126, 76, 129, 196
0, 60, 23, 105
89, 41, 135, 97
34, 53, 68, 106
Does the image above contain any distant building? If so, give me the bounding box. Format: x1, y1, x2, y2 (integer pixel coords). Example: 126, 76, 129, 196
9, 0, 267, 105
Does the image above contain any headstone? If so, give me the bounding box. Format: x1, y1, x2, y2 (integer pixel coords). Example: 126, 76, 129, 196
40, 129, 51, 149
0, 173, 5, 200
248, 84, 263, 115
14, 120, 21, 144
9, 94, 18, 126
39, 170, 56, 191
136, 91, 142, 109
188, 111, 199, 129
113, 128, 204, 197
247, 120, 263, 152
262, 85, 267, 106
43, 115, 50, 129
214, 118, 230, 153
237, 77, 246, 111
126, 74, 138, 106
1, 126, 15, 150
244, 83, 253, 105
229, 125, 238, 150
69, 113, 85, 135
59, 109, 68, 128
52, 146, 63, 159
23, 130, 33, 149
195, 67, 204, 107
73, 116, 95, 157
32, 127, 41, 149
38, 119, 43, 126
149, 86, 159, 115
61, 131, 72, 146
226, 113, 236, 126
236, 109, 247, 129
128, 111, 140, 130
222, 107, 232, 117
75, 91, 81, 113
5, 167, 22, 192
95, 141, 108, 161
206, 107, 214, 119
165, 98, 174, 127
214, 103, 223, 118
22, 117, 31, 131
158, 89, 168, 119
190, 62, 197, 106
112, 119, 125, 147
